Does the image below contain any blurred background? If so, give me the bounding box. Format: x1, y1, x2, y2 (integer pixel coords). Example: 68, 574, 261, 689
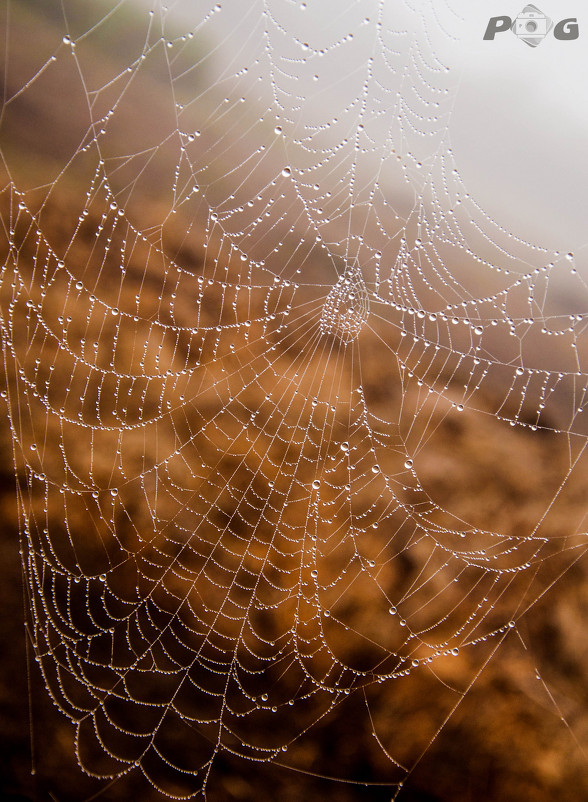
1, 1, 588, 801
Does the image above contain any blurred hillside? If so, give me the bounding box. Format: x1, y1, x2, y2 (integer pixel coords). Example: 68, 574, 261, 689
1, 2, 588, 802
0, 188, 588, 802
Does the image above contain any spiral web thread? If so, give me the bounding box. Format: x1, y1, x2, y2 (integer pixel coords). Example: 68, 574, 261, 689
1, 0, 588, 798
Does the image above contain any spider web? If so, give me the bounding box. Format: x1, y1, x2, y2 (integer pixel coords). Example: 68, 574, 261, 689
1, 0, 588, 799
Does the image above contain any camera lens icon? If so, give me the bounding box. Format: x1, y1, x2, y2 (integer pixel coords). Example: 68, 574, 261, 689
512, 4, 553, 46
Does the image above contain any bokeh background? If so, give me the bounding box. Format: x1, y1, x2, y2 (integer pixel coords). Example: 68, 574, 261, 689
1, 1, 588, 801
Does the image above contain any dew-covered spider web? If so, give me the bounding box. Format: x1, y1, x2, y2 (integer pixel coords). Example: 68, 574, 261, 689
1, 0, 588, 799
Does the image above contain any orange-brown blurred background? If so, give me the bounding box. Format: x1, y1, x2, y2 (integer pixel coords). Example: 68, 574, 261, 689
2, 2, 588, 801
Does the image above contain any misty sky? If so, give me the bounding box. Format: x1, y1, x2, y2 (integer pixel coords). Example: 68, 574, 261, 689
448, 1, 588, 253
148, 0, 588, 265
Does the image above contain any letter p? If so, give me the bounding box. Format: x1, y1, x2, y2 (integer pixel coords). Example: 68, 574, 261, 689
483, 16, 512, 40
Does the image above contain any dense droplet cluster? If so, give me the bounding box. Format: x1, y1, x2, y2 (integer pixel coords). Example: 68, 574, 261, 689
320, 266, 369, 343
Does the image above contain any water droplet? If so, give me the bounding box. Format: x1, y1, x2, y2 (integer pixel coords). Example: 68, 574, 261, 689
312, 479, 320, 490
340, 442, 349, 452
310, 569, 318, 578
282, 167, 291, 177
404, 459, 413, 469
474, 326, 483, 335
261, 693, 269, 702
388, 606, 397, 615
451, 647, 459, 656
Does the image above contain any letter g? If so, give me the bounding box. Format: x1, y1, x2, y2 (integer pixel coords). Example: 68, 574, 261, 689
554, 18, 579, 40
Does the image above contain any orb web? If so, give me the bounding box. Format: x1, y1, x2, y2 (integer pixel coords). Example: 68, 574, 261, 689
1, 0, 588, 799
